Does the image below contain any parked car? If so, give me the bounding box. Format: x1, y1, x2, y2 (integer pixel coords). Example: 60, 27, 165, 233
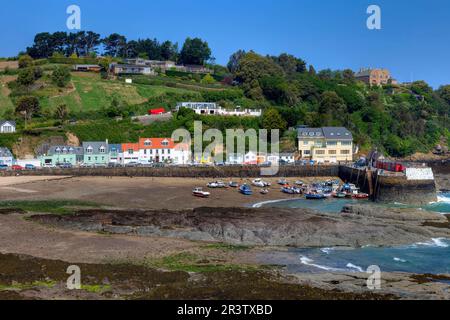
0, 165, 8, 171
108, 162, 122, 168
25, 164, 36, 170
11, 165, 24, 171
125, 162, 140, 168
94, 163, 108, 168
57, 163, 73, 169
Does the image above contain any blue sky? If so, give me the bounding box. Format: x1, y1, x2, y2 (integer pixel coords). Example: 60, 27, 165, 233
0, 0, 449, 87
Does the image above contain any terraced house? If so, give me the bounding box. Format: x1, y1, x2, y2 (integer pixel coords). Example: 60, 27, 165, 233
0, 147, 14, 166
298, 127, 354, 163
40, 146, 83, 167
82, 141, 110, 166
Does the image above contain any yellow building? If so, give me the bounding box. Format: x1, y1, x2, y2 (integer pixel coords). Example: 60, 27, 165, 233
297, 127, 353, 163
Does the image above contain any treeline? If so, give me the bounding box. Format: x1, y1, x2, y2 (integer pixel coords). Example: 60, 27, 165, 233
25, 31, 212, 65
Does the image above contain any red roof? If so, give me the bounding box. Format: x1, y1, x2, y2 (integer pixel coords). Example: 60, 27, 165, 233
122, 143, 140, 152
139, 138, 174, 149
149, 108, 165, 115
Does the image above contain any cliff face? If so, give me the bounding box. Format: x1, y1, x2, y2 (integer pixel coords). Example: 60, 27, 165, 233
28, 205, 450, 248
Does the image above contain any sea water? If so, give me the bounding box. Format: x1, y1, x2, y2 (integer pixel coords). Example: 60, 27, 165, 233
258, 192, 450, 274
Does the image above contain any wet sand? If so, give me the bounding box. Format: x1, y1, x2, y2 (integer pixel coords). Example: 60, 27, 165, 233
0, 176, 337, 210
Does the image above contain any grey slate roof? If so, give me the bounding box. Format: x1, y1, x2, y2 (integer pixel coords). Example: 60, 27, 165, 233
48, 146, 83, 156
298, 127, 353, 140
82, 141, 109, 154
0, 120, 16, 127
109, 144, 122, 153
0, 147, 13, 157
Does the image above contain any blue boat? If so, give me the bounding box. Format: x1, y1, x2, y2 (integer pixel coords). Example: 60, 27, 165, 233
239, 184, 253, 196
305, 193, 326, 200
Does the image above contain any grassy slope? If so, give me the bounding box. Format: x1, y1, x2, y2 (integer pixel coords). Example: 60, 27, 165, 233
1, 71, 200, 116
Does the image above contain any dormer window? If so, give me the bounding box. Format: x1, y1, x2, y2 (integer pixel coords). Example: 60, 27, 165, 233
144, 140, 152, 146
56, 147, 61, 154
86, 146, 93, 154
162, 140, 169, 147
100, 146, 106, 154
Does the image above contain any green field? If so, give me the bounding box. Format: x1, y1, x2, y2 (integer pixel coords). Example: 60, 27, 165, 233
0, 71, 200, 116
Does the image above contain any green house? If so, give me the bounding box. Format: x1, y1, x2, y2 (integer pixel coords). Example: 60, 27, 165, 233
82, 141, 110, 166
40, 146, 83, 167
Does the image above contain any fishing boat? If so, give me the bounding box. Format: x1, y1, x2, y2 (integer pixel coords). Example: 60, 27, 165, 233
252, 179, 271, 187
305, 193, 326, 200
208, 181, 226, 188
333, 192, 347, 199
295, 180, 304, 186
239, 184, 253, 196
193, 188, 210, 198
282, 186, 295, 194
260, 189, 269, 195
229, 181, 239, 188
278, 179, 288, 186
353, 192, 369, 199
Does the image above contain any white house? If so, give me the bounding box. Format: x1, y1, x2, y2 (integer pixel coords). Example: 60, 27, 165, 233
176, 102, 262, 117
173, 143, 192, 165
0, 121, 16, 133
227, 153, 244, 165
244, 151, 258, 165
280, 153, 296, 164
266, 153, 280, 165
0, 147, 14, 166
121, 143, 140, 165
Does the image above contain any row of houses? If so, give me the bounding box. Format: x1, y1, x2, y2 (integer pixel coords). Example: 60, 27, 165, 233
108, 59, 214, 76
176, 102, 262, 117
40, 138, 191, 167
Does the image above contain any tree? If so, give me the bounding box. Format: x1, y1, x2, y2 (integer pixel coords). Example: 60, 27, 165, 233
17, 68, 37, 86
160, 40, 178, 61
438, 85, 450, 105
201, 74, 216, 85
15, 96, 40, 120
179, 37, 211, 65
308, 65, 316, 75
272, 53, 307, 74
18, 55, 33, 68
55, 104, 69, 121
234, 52, 284, 100
52, 66, 71, 88
262, 108, 287, 131
103, 33, 127, 57
343, 69, 355, 81
319, 91, 347, 125
227, 50, 246, 73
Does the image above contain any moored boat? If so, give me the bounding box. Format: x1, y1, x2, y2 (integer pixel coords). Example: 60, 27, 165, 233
353, 192, 369, 199
239, 184, 253, 196
260, 189, 269, 195
193, 188, 210, 198
305, 193, 326, 200
229, 181, 239, 188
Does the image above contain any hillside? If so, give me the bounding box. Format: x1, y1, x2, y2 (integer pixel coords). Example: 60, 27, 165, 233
1, 51, 449, 159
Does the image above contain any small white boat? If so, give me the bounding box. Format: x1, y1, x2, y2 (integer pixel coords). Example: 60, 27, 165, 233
208, 181, 226, 188
193, 188, 210, 198
260, 189, 269, 195
252, 179, 271, 187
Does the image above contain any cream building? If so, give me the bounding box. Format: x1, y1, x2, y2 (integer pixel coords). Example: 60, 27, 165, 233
297, 127, 353, 163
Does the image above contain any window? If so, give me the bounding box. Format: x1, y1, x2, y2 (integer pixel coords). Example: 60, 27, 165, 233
304, 150, 311, 155
316, 150, 325, 155
86, 147, 93, 154
303, 141, 309, 145
327, 141, 337, 146
162, 140, 169, 147
100, 147, 106, 154
340, 150, 351, 155
88, 157, 91, 161
341, 141, 352, 146
328, 150, 337, 155
128, 149, 134, 155
144, 140, 152, 146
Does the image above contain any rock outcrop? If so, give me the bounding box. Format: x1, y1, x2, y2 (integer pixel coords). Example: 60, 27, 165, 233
30, 205, 450, 248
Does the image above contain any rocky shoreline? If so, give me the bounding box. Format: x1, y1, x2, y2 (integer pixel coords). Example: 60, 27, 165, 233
28, 204, 450, 248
